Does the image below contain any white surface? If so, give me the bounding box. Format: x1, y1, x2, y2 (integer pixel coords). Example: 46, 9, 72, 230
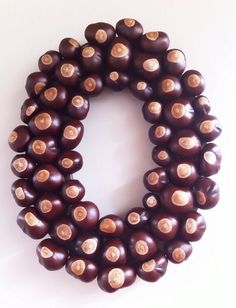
0, 0, 236, 307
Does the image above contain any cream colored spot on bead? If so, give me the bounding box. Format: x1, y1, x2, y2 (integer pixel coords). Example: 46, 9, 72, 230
61, 158, 73, 169
172, 247, 186, 262
44, 87, 58, 101
108, 268, 125, 289
105, 246, 120, 262
143, 58, 159, 72
135, 240, 149, 255
15, 187, 25, 200
95, 29, 107, 43
146, 31, 159, 41
187, 74, 201, 88
34, 82, 46, 95
178, 137, 195, 150
167, 50, 184, 63
142, 259, 156, 272
137, 81, 147, 90
148, 101, 162, 114
72, 96, 84, 108
73, 206, 87, 222
81, 239, 97, 254
177, 163, 192, 178
171, 103, 186, 119
171, 190, 189, 206
157, 150, 168, 161
196, 191, 206, 205
68, 38, 80, 48
39, 200, 53, 213
204, 151, 217, 164
57, 224, 72, 241
32, 140, 46, 155
26, 105, 36, 116
162, 79, 175, 93
63, 125, 79, 140
13, 158, 28, 173
36, 169, 50, 182
147, 172, 159, 185
84, 77, 96, 92
109, 71, 119, 81
127, 212, 140, 225
40, 246, 53, 258
71, 260, 86, 276
124, 18, 136, 27
185, 218, 197, 234
60, 63, 75, 78
146, 196, 157, 208
100, 218, 116, 233
65, 186, 79, 199
41, 54, 53, 65
200, 120, 215, 134
24, 212, 38, 226
199, 96, 210, 106
35, 112, 52, 131
82, 46, 95, 58
157, 218, 173, 233
111, 43, 129, 58
8, 131, 18, 143
155, 126, 166, 138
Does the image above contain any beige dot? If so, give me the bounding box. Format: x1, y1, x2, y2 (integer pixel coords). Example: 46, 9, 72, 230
200, 120, 215, 134
146, 31, 159, 41
60, 63, 75, 78
34, 82, 46, 95
196, 191, 206, 205
142, 259, 156, 272
204, 151, 217, 164
148, 101, 162, 114
135, 240, 149, 255
198, 96, 210, 106
100, 218, 116, 233
73, 206, 87, 222
111, 43, 129, 58
108, 268, 125, 289
65, 186, 80, 199
39, 199, 53, 213
82, 46, 95, 58
109, 71, 119, 81
178, 137, 195, 150
24, 212, 39, 226
146, 196, 157, 208
172, 247, 186, 262
63, 125, 79, 140
147, 171, 159, 185
157, 150, 168, 161
57, 224, 72, 241
143, 58, 159, 72
157, 218, 173, 233
95, 29, 107, 43
32, 140, 46, 155
81, 239, 97, 254
72, 96, 84, 108
8, 131, 18, 143
171, 103, 186, 119
127, 212, 140, 225
61, 158, 73, 169
68, 38, 80, 48
34, 112, 52, 131
84, 77, 96, 92
105, 246, 120, 262
167, 50, 184, 63
44, 87, 58, 102
41, 54, 53, 65
177, 163, 192, 178
171, 190, 189, 206
162, 79, 175, 93
137, 81, 147, 90
13, 158, 28, 173
185, 218, 197, 234
187, 74, 201, 88
40, 246, 53, 258
71, 260, 86, 276
36, 169, 50, 182
15, 187, 25, 200
124, 18, 136, 27
25, 105, 36, 116
155, 126, 166, 138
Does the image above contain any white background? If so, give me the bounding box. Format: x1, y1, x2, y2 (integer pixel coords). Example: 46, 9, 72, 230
0, 0, 235, 307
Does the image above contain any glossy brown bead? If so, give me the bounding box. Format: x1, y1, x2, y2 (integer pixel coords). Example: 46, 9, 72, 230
61, 179, 85, 204
181, 70, 205, 95
195, 115, 222, 141
40, 85, 68, 110
161, 185, 194, 214
105, 71, 130, 91
11, 154, 36, 178
28, 110, 61, 136
169, 129, 201, 158
60, 119, 84, 150
20, 98, 40, 123
101, 238, 127, 266
152, 146, 172, 166
151, 212, 179, 241
125, 207, 150, 230
17, 207, 49, 239
166, 240, 192, 264
67, 94, 90, 120
59, 37, 80, 59
57, 150, 83, 174
107, 37, 132, 71
36, 238, 68, 270
130, 80, 153, 100
38, 50, 61, 74
149, 123, 172, 144
80, 44, 103, 72
140, 31, 169, 53
32, 164, 64, 192
116, 18, 143, 41
133, 53, 161, 81
199, 143, 221, 176
11, 179, 37, 207
143, 167, 168, 192
70, 201, 99, 230
169, 160, 198, 186
51, 218, 78, 245
129, 230, 158, 262
192, 95, 211, 115
181, 211, 206, 242
97, 266, 136, 293
98, 215, 125, 237
27, 136, 58, 163
163, 49, 186, 76
55, 60, 81, 87
66, 257, 98, 282
74, 232, 101, 259
8, 125, 31, 152
142, 100, 162, 124
80, 74, 103, 96
36, 193, 66, 221
25, 72, 49, 97
155, 75, 182, 100
142, 193, 161, 211
85, 22, 115, 47
194, 177, 219, 209
137, 253, 168, 282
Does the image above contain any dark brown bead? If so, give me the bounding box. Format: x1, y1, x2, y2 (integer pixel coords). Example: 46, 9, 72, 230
20, 98, 40, 123
36, 238, 68, 270
137, 253, 168, 282
80, 44, 103, 72
80, 74, 103, 96
140, 31, 169, 53
192, 95, 211, 115
85, 22, 115, 47
155, 75, 182, 100
163, 49, 186, 76
116, 18, 143, 41
60, 119, 84, 150
51, 218, 78, 245
166, 240, 192, 264
195, 115, 222, 141
181, 211, 206, 242
59, 37, 80, 59
28, 110, 61, 136
199, 143, 221, 176
61, 179, 85, 203
181, 70, 205, 95
39, 85, 68, 110
38, 50, 61, 74
66, 257, 98, 282
70, 201, 99, 230
57, 150, 83, 175
151, 212, 179, 241
142, 193, 161, 211
161, 185, 194, 214
105, 71, 130, 91
152, 146, 172, 166
17, 207, 49, 239
8, 125, 31, 152
194, 177, 219, 209
98, 215, 125, 237
11, 154, 36, 178
67, 94, 90, 120
27, 136, 58, 163
25, 72, 49, 97
143, 167, 168, 192
74, 232, 101, 259
133, 53, 161, 81
11, 179, 37, 207
97, 266, 136, 293
36, 193, 66, 221
55, 60, 81, 87
142, 100, 162, 124
125, 207, 150, 230
107, 37, 132, 71
149, 123, 172, 144
101, 238, 127, 266
169, 160, 198, 186
130, 79, 153, 100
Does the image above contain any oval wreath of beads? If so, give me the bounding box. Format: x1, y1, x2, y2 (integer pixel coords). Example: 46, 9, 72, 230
8, 18, 222, 293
